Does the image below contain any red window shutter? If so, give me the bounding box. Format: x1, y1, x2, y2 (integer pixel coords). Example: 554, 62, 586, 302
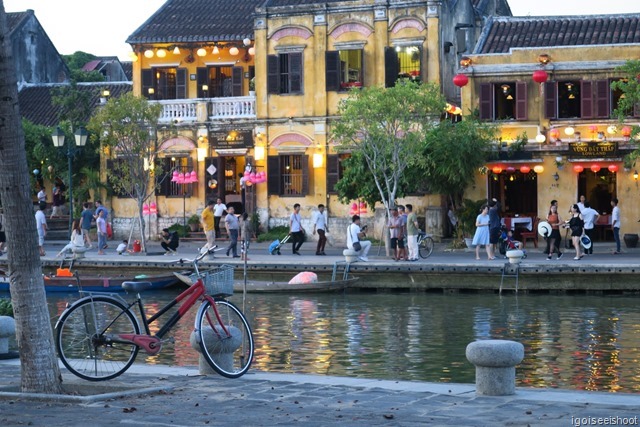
581, 80, 593, 119
479, 83, 492, 120
594, 80, 610, 118
515, 81, 528, 120
544, 81, 557, 119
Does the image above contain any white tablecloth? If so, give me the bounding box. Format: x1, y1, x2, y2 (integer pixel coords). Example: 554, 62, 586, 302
502, 217, 533, 231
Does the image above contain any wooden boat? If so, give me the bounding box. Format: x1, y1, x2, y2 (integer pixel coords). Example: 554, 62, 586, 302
232, 276, 359, 293
0, 270, 181, 293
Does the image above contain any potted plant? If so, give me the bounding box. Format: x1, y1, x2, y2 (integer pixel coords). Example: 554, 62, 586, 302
249, 77, 255, 96
456, 199, 486, 249
187, 214, 201, 232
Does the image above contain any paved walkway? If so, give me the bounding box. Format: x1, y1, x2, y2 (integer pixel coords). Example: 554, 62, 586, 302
0, 359, 638, 426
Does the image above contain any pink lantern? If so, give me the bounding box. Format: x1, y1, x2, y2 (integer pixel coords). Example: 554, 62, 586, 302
519, 165, 531, 174
250, 172, 256, 182
590, 164, 601, 173
359, 201, 367, 214
171, 170, 179, 182
190, 170, 198, 182
143, 204, 150, 215
150, 202, 157, 214
608, 164, 619, 173
178, 172, 186, 184
573, 164, 584, 173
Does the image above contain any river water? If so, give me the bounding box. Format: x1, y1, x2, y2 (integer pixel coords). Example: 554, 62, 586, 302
44, 290, 640, 393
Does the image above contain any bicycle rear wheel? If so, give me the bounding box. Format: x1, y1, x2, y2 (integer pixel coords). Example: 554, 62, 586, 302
195, 299, 254, 378
419, 236, 434, 258
56, 296, 140, 381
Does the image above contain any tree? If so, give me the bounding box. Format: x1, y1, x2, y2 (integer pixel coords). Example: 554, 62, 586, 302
0, 4, 63, 393
62, 51, 105, 83
611, 60, 640, 166
88, 93, 163, 251
332, 81, 445, 220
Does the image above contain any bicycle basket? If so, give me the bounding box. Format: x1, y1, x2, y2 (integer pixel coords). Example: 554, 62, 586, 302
190, 265, 235, 297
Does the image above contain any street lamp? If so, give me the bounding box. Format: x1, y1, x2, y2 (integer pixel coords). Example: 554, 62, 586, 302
51, 126, 88, 235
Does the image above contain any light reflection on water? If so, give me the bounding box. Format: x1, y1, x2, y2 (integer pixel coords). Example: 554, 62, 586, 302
45, 291, 640, 393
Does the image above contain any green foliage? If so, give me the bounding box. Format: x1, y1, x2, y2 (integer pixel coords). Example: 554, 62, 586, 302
70, 70, 105, 83
457, 199, 486, 238
62, 51, 97, 70
332, 81, 445, 214
75, 166, 108, 204
611, 60, 640, 122
188, 214, 200, 225
250, 212, 260, 236
0, 298, 13, 317
168, 223, 190, 238
257, 226, 289, 242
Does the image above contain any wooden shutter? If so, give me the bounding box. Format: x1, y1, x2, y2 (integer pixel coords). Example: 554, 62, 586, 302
515, 81, 528, 120
384, 47, 398, 88
594, 79, 610, 118
301, 155, 310, 195
176, 68, 187, 99
325, 51, 340, 92
232, 66, 243, 96
479, 83, 493, 120
544, 81, 557, 119
267, 55, 279, 94
142, 69, 153, 99
197, 67, 208, 98
581, 80, 593, 119
326, 154, 340, 193
267, 156, 280, 195
289, 52, 303, 93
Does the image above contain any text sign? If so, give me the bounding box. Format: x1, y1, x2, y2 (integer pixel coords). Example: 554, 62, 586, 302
568, 142, 618, 158
209, 130, 253, 149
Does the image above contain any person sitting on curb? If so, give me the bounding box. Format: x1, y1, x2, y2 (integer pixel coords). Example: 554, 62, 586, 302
346, 214, 371, 262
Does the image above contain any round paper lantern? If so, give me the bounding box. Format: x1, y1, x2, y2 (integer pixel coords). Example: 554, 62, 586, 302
453, 74, 469, 87
622, 126, 632, 138
549, 128, 560, 140
190, 170, 198, 182
535, 133, 546, 143
565, 126, 575, 136
33, 169, 40, 175
589, 125, 598, 133
359, 202, 368, 214
143, 204, 150, 215
492, 166, 503, 174
48, 165, 54, 173
533, 165, 544, 174
506, 166, 516, 173
532, 69, 548, 84
171, 170, 179, 182
519, 165, 531, 174
608, 164, 619, 173
573, 164, 584, 173
590, 164, 601, 173
150, 202, 157, 214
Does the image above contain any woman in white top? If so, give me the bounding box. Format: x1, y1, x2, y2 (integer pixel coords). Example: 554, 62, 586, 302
57, 220, 86, 257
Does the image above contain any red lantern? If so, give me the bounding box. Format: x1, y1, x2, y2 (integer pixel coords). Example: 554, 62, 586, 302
589, 125, 598, 133
519, 165, 531, 174
492, 166, 503, 174
573, 164, 584, 173
453, 74, 469, 87
608, 164, 619, 173
532, 69, 548, 84
549, 128, 560, 140
590, 164, 601, 173
506, 166, 516, 173
622, 126, 632, 138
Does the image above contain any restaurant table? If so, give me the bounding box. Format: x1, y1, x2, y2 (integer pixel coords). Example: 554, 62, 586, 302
502, 216, 533, 231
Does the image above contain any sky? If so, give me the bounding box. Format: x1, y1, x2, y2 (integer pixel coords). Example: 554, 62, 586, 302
3, 0, 639, 61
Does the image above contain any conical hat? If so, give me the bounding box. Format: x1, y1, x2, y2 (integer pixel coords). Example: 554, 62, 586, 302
538, 221, 552, 237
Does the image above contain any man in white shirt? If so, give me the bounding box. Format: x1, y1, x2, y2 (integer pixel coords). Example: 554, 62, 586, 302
611, 198, 621, 254
312, 204, 328, 256
213, 198, 227, 238
580, 201, 599, 255
346, 215, 371, 262
577, 194, 586, 212
35, 202, 47, 256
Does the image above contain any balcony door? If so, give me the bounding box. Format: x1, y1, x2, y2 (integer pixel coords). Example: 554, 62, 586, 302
197, 66, 244, 98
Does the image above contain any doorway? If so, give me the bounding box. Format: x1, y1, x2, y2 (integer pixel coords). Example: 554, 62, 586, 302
488, 170, 538, 216
577, 169, 616, 215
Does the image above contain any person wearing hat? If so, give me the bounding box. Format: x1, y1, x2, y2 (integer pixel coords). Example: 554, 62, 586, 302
580, 201, 599, 255
545, 203, 564, 260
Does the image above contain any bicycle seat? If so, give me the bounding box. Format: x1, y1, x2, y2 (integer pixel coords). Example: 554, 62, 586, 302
122, 281, 153, 293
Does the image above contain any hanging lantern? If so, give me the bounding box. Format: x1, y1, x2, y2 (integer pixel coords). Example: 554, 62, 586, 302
229, 46, 240, 56
150, 203, 157, 214
143, 204, 150, 215
622, 126, 632, 139
608, 164, 619, 173
190, 170, 198, 182
359, 201, 368, 214
519, 165, 531, 174
549, 128, 560, 140
491, 166, 502, 174
573, 164, 584, 173
589, 125, 598, 133
565, 126, 575, 136
535, 133, 546, 143
506, 166, 516, 173
453, 74, 469, 87
532, 69, 548, 84
171, 170, 179, 182
590, 164, 601, 173
533, 165, 544, 174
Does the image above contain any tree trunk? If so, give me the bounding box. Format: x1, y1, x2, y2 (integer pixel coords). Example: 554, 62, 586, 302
0, 4, 63, 393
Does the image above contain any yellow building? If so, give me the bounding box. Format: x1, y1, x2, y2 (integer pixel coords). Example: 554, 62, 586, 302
456, 14, 640, 243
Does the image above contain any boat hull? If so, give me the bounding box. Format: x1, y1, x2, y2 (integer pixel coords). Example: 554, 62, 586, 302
232, 277, 358, 293
0, 273, 180, 293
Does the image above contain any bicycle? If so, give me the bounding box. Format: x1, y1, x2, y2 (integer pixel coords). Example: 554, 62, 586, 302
54, 247, 254, 381
417, 231, 434, 258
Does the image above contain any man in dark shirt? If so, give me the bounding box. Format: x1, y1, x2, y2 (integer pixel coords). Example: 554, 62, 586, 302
160, 228, 179, 255
488, 198, 501, 260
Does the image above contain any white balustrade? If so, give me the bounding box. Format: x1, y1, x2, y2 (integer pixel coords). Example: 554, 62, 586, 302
152, 96, 256, 123
154, 99, 199, 123
209, 96, 256, 119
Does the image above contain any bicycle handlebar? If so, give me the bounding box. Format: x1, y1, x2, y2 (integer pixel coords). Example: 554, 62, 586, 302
176, 245, 218, 266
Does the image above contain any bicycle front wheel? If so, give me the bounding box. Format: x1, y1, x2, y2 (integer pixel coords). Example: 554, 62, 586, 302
56, 296, 140, 381
419, 237, 434, 258
195, 299, 254, 378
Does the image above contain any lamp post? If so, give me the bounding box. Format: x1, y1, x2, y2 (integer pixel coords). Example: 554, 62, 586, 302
51, 126, 88, 235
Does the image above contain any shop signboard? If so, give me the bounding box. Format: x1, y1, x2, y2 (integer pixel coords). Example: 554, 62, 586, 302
209, 130, 253, 149
568, 141, 617, 158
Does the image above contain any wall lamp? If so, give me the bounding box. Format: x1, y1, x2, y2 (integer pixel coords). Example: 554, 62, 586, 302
634, 170, 639, 181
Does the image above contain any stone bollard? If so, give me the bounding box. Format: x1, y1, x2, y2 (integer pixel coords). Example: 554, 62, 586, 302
0, 316, 18, 360
506, 250, 524, 264
342, 249, 359, 263
190, 325, 243, 375
466, 339, 524, 396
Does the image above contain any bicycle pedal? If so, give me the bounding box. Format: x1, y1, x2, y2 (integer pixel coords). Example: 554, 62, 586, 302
161, 337, 175, 345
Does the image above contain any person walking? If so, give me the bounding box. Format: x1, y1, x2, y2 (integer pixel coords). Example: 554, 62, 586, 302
213, 197, 227, 238
405, 204, 420, 261
240, 212, 252, 261
312, 204, 328, 255
51, 183, 62, 219
567, 204, 585, 260
347, 215, 371, 262
94, 200, 109, 249
225, 206, 240, 257
37, 186, 46, 204
488, 198, 501, 260
96, 209, 107, 255
611, 198, 621, 254
545, 202, 564, 260
289, 203, 305, 255
472, 205, 491, 260
201, 200, 216, 251
35, 201, 47, 256
80, 202, 94, 248
581, 201, 599, 255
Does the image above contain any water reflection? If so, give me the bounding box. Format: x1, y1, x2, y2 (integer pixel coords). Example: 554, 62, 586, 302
44, 291, 640, 393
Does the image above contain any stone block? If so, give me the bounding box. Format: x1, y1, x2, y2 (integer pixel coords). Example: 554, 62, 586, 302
466, 339, 524, 396
342, 249, 359, 263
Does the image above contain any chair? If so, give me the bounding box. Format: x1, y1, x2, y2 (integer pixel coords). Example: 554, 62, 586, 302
520, 217, 539, 248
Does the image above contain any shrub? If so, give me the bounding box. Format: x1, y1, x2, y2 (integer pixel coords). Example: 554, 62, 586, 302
0, 299, 13, 317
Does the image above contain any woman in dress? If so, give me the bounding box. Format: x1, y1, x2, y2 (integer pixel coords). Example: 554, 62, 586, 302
546, 204, 564, 260
567, 204, 585, 260
472, 205, 492, 260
